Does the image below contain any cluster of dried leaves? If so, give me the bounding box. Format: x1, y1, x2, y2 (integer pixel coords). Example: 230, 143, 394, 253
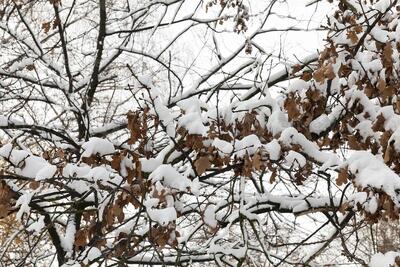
289, 0, 400, 222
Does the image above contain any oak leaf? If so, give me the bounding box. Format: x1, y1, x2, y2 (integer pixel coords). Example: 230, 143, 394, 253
336, 168, 348, 186
74, 229, 87, 247
195, 156, 211, 175
284, 98, 300, 120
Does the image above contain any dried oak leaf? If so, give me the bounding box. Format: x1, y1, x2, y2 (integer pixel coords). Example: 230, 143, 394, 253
195, 156, 211, 175
372, 114, 385, 132
347, 30, 358, 44
111, 154, 122, 171
269, 171, 277, 183
383, 42, 393, 67
74, 229, 88, 247
252, 152, 262, 170
284, 98, 300, 121
384, 144, 394, 163
41, 22, 51, 34
313, 67, 325, 84
336, 168, 349, 186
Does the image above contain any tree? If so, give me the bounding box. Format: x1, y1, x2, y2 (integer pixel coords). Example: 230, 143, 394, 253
0, 0, 400, 266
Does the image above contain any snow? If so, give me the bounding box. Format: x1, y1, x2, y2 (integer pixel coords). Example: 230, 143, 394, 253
212, 138, 233, 156
0, 143, 12, 157
178, 112, 207, 136
284, 151, 306, 168
264, 140, 281, 160
280, 127, 341, 169
84, 166, 111, 182
0, 115, 8, 126
147, 207, 177, 226
370, 251, 400, 267
234, 134, 261, 157
309, 114, 330, 135
346, 151, 400, 206
203, 205, 218, 228
140, 157, 163, 173
266, 110, 290, 136
35, 164, 57, 181
27, 216, 45, 235
348, 192, 379, 214
355, 121, 377, 142
62, 164, 91, 178
60, 216, 76, 253
15, 192, 33, 221
149, 164, 192, 191
373, 0, 394, 13
0, 145, 49, 179
370, 27, 389, 43
81, 137, 115, 157
82, 247, 102, 264
287, 78, 310, 93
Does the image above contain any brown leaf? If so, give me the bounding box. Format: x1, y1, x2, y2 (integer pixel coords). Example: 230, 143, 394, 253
26, 64, 35, 71
112, 203, 124, 220
301, 71, 313, 81
372, 114, 385, 132
338, 202, 350, 214
380, 131, 392, 147
324, 64, 336, 80
292, 64, 302, 74
29, 181, 40, 190
384, 144, 394, 163
377, 78, 386, 92
348, 135, 360, 150
111, 154, 122, 171
364, 83, 375, 98
0, 181, 15, 203
269, 171, 277, 183
396, 100, 400, 113
313, 68, 325, 83
82, 156, 97, 166
252, 152, 262, 170
74, 229, 87, 247
336, 168, 348, 186
347, 30, 358, 44
56, 149, 65, 159
383, 42, 393, 67
43, 151, 50, 160
0, 204, 10, 218
354, 25, 363, 34
127, 111, 141, 145
195, 156, 211, 175
284, 98, 300, 120
41, 22, 51, 34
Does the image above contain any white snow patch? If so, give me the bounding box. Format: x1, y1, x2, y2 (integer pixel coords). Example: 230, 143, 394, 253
81, 137, 115, 157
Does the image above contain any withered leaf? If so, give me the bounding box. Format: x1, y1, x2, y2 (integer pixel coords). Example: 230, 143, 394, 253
301, 71, 313, 81
29, 181, 40, 190
269, 171, 277, 183
284, 98, 300, 120
372, 114, 385, 132
383, 42, 393, 67
313, 68, 325, 84
347, 30, 358, 44
336, 168, 348, 186
0, 204, 10, 219
348, 135, 360, 150
195, 156, 211, 175
74, 229, 87, 247
252, 152, 262, 170
42, 22, 51, 34
324, 64, 336, 80
384, 144, 394, 163
111, 154, 122, 171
